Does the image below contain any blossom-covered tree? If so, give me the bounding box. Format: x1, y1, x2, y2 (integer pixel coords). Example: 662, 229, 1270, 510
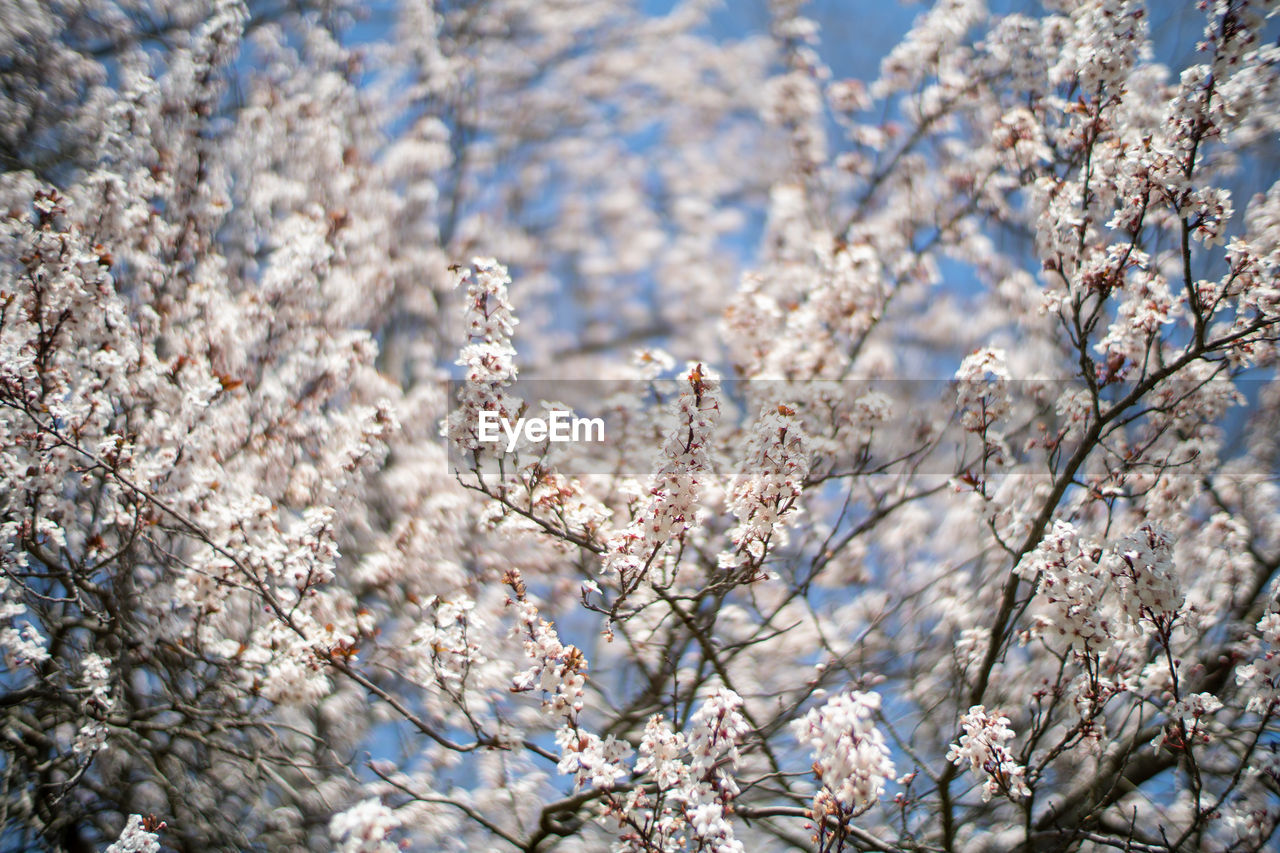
3, 0, 1280, 851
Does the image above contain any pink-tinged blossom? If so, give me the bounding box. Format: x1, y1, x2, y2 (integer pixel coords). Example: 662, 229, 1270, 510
1164, 692, 1222, 748
604, 364, 719, 590
946, 705, 1031, 802
956, 347, 1012, 433
1108, 524, 1183, 636
1055, 387, 1094, 441
0, 567, 49, 667
720, 404, 809, 573
554, 726, 633, 791
1237, 612, 1280, 713
446, 258, 524, 455
408, 596, 489, 695
687, 687, 751, 785
1017, 520, 1116, 654
874, 0, 983, 99
1049, 0, 1148, 94
1097, 267, 1179, 365
618, 690, 749, 852
793, 690, 894, 813
73, 653, 113, 756
506, 570, 632, 792
330, 798, 401, 853
635, 714, 688, 789
508, 571, 586, 716
105, 815, 161, 853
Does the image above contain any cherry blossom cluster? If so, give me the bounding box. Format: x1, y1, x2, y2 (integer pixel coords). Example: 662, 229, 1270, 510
406, 595, 487, 699
604, 364, 720, 591
72, 653, 114, 756
687, 687, 753, 788
1165, 692, 1223, 748
792, 690, 895, 815
507, 570, 631, 791
1107, 524, 1183, 637
946, 705, 1031, 803
0, 569, 49, 667
1237, 612, 1280, 714
616, 690, 751, 853
507, 570, 587, 717
446, 258, 523, 455
720, 403, 809, 575
1017, 520, 1116, 654
955, 347, 1012, 435
104, 815, 162, 853
329, 798, 402, 853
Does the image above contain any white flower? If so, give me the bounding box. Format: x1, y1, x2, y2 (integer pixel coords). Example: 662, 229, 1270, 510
1108, 525, 1183, 634
446, 258, 524, 455
555, 725, 632, 790
604, 364, 719, 588
510, 592, 586, 716
105, 815, 160, 853
793, 691, 894, 812
636, 715, 688, 789
956, 348, 1012, 434
688, 687, 751, 783
330, 798, 400, 853
1018, 521, 1116, 652
720, 404, 809, 572
946, 705, 1031, 802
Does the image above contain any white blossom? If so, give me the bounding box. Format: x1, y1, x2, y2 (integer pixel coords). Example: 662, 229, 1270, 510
946, 705, 1031, 802
793, 691, 895, 813
720, 404, 809, 572
105, 815, 161, 853
330, 799, 401, 853
956, 347, 1012, 434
